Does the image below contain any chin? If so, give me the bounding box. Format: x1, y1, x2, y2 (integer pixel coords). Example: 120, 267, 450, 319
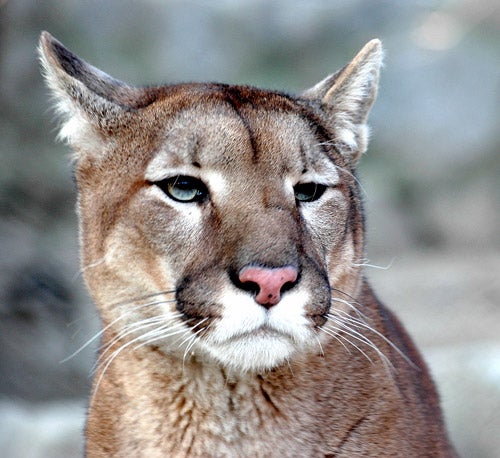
199, 332, 303, 373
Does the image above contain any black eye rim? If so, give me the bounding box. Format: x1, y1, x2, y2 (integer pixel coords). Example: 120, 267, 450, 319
153, 175, 209, 203
294, 182, 327, 203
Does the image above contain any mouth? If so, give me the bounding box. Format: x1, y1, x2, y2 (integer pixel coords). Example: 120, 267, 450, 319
199, 328, 302, 372
194, 307, 325, 345
193, 311, 320, 372
226, 324, 290, 342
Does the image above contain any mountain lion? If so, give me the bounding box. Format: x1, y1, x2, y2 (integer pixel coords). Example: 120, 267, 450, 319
39, 32, 456, 457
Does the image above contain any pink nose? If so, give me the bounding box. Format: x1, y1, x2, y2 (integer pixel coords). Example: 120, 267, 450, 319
239, 266, 298, 308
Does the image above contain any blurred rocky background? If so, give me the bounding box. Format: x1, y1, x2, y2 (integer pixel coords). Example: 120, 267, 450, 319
0, 0, 498, 456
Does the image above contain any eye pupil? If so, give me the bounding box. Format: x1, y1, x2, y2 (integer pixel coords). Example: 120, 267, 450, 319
156, 175, 208, 203
294, 183, 326, 203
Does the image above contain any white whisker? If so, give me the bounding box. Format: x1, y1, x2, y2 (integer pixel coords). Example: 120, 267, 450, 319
96, 312, 184, 362
97, 316, 178, 363
91, 315, 193, 402
352, 258, 395, 270
61, 302, 179, 364
321, 325, 372, 362
178, 319, 208, 351
318, 325, 352, 354
181, 320, 209, 371
135, 326, 190, 350
325, 319, 393, 370
314, 334, 325, 358
92, 332, 149, 403
72, 256, 108, 281
108, 290, 176, 310
330, 309, 417, 369
331, 297, 368, 321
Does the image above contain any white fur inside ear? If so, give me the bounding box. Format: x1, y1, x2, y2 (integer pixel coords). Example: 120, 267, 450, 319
337, 128, 357, 150
335, 123, 371, 157
53, 109, 106, 156
304, 40, 382, 162
357, 123, 371, 154
56, 111, 97, 146
41, 58, 102, 148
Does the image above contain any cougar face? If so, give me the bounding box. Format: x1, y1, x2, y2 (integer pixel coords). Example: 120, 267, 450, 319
85, 89, 363, 372
39, 32, 374, 374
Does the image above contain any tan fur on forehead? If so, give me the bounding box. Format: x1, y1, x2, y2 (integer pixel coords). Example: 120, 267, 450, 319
39, 30, 382, 169
147, 104, 329, 174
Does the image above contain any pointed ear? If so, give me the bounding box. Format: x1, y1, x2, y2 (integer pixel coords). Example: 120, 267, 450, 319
38, 31, 150, 147
302, 39, 383, 164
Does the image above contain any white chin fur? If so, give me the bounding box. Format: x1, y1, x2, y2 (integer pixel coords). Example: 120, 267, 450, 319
199, 332, 298, 373
196, 288, 315, 372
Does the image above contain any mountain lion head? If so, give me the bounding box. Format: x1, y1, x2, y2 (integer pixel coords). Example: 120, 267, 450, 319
40, 33, 382, 373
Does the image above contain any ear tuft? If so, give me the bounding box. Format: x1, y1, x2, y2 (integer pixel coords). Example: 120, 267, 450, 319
302, 39, 383, 164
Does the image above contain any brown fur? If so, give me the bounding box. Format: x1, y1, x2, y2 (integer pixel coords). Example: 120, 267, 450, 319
39, 31, 456, 457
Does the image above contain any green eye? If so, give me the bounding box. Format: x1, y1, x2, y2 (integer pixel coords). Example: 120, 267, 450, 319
294, 183, 326, 203
156, 175, 208, 203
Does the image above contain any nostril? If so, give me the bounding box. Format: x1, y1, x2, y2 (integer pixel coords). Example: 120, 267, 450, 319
280, 279, 296, 294
238, 265, 298, 308
238, 278, 260, 294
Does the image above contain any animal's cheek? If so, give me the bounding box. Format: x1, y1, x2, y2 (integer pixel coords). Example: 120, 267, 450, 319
125, 187, 208, 268
298, 198, 351, 261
